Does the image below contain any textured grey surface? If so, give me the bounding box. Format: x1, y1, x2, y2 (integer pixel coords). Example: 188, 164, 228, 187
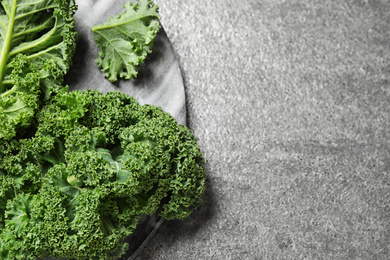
135, 0, 390, 259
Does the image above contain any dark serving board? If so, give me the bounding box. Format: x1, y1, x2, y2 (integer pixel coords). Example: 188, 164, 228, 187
47, 0, 186, 259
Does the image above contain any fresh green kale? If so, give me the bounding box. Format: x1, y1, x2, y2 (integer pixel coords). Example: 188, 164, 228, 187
92, 0, 160, 82
0, 0, 77, 140
0, 1, 206, 259
0, 89, 206, 259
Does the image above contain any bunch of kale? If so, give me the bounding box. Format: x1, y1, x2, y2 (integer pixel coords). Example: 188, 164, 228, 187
0, 1, 206, 259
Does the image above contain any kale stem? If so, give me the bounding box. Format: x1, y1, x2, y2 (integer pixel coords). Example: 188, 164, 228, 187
91, 14, 156, 32
13, 185, 18, 198
0, 83, 17, 97
0, 0, 17, 85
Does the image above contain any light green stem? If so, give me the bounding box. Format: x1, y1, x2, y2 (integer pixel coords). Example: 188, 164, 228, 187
91, 14, 154, 32
0, 0, 17, 85
0, 83, 17, 97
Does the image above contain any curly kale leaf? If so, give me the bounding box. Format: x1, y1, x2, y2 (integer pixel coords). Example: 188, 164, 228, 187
0, 190, 70, 260
92, 0, 160, 82
37, 90, 206, 222
0, 89, 206, 259
0, 0, 77, 140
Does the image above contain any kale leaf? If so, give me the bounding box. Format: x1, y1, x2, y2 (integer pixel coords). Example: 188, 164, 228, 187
0, 89, 206, 259
92, 0, 160, 82
0, 0, 77, 140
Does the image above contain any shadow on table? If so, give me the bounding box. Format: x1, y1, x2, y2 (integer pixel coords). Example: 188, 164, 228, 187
166, 175, 216, 232
135, 175, 216, 259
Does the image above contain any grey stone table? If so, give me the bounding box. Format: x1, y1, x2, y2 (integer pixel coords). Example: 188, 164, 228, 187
134, 0, 390, 259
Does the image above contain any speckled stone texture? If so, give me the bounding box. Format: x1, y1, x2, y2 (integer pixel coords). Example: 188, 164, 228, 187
136, 0, 390, 259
